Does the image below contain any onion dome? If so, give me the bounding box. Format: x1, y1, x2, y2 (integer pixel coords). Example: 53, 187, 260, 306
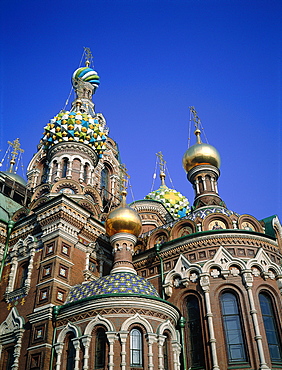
65, 272, 159, 303
2, 172, 27, 186
72, 66, 100, 88
146, 185, 190, 219
40, 110, 107, 158
105, 191, 142, 237
182, 129, 221, 172
145, 171, 190, 219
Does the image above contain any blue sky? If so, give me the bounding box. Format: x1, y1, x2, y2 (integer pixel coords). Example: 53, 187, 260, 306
0, 0, 281, 220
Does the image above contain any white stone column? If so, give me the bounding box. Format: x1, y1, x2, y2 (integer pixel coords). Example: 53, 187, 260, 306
202, 176, 207, 190
81, 335, 91, 370
195, 179, 200, 194
54, 343, 63, 370
200, 274, 220, 370
210, 177, 215, 191
66, 160, 72, 179
171, 341, 181, 370
48, 161, 54, 183
73, 338, 81, 370
6, 255, 18, 293
157, 334, 166, 370
146, 333, 157, 370
11, 329, 24, 370
242, 271, 270, 370
119, 332, 128, 370
107, 332, 117, 370
24, 247, 35, 292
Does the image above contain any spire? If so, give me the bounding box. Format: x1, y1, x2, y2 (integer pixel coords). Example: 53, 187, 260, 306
183, 107, 225, 209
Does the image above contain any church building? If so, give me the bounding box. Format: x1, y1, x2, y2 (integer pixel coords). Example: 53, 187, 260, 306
0, 54, 281, 370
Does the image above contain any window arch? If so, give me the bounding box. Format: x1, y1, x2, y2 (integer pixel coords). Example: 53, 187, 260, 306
220, 291, 247, 363
130, 328, 143, 367
259, 292, 282, 362
15, 261, 29, 290
95, 328, 107, 369
101, 166, 110, 193
186, 295, 205, 368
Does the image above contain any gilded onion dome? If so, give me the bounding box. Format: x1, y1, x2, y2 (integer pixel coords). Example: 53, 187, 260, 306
145, 172, 190, 219
182, 129, 221, 172
105, 191, 142, 237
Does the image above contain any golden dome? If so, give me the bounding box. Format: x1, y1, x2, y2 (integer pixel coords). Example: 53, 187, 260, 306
105, 193, 142, 237
182, 129, 221, 172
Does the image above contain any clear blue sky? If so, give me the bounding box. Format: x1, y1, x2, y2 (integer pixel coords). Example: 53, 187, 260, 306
0, 0, 281, 221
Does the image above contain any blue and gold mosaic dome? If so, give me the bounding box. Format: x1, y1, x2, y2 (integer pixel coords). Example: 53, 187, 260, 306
40, 111, 107, 157
65, 272, 159, 304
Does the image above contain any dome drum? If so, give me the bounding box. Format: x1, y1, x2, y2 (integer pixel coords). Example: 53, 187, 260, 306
187, 165, 220, 183
47, 142, 99, 167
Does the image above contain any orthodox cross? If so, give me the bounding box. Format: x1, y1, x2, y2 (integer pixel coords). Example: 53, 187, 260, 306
189, 106, 201, 130
7, 138, 24, 173
84, 47, 93, 67
156, 151, 166, 185
119, 163, 130, 193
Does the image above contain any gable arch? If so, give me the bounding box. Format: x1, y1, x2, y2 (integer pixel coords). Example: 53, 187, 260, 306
157, 319, 178, 341
84, 314, 115, 335
121, 313, 153, 333
57, 322, 81, 343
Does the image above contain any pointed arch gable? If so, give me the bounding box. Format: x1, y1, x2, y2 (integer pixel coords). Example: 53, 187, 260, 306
202, 246, 246, 273
157, 319, 178, 341
0, 307, 25, 335
84, 314, 115, 335
121, 313, 153, 333
246, 247, 281, 276
57, 322, 81, 343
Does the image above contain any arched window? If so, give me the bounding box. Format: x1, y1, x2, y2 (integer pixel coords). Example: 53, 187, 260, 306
62, 158, 69, 178
83, 164, 89, 183
101, 166, 109, 193
130, 328, 143, 367
220, 292, 247, 363
15, 261, 29, 290
259, 293, 282, 362
163, 332, 171, 370
95, 328, 107, 369
186, 295, 205, 368
65, 333, 75, 370
1, 347, 14, 370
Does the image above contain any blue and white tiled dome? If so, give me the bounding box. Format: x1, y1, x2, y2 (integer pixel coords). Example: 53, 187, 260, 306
65, 272, 159, 304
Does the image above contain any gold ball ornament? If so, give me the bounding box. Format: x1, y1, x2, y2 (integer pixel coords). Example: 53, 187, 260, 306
105, 205, 142, 237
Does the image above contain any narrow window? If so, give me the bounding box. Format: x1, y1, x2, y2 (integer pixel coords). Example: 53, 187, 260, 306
95, 328, 106, 368
66, 334, 75, 370
220, 292, 247, 363
186, 296, 205, 368
163, 335, 169, 370
101, 167, 109, 193
130, 328, 143, 367
83, 164, 88, 183
259, 293, 282, 362
62, 159, 69, 178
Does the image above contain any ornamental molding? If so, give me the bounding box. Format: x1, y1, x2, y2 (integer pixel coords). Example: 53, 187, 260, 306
47, 142, 98, 166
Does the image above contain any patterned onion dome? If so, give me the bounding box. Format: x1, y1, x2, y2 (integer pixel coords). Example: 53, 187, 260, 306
182, 142, 221, 172
72, 66, 100, 87
105, 204, 142, 237
65, 272, 159, 303
145, 185, 190, 219
40, 111, 107, 158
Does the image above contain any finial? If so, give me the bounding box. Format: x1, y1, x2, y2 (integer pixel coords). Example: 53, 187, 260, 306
156, 151, 166, 185
119, 164, 130, 205
7, 138, 24, 173
84, 47, 93, 67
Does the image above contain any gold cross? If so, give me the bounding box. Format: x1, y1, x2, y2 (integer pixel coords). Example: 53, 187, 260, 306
156, 151, 166, 174
84, 47, 93, 67
119, 164, 130, 193
7, 303, 12, 310
189, 106, 201, 130
20, 298, 26, 305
